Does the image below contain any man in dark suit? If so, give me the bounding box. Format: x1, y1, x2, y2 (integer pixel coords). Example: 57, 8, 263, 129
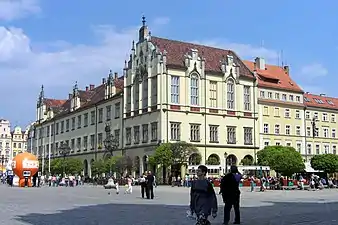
146, 171, 154, 199
220, 165, 241, 225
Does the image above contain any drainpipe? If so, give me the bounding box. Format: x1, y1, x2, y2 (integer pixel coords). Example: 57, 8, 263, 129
303, 106, 307, 162
94, 105, 98, 160
253, 77, 257, 165
204, 77, 207, 163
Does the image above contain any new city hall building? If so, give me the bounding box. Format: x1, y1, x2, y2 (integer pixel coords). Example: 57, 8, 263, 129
29, 18, 338, 177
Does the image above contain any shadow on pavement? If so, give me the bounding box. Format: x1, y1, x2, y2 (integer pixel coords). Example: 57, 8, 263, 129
15, 201, 338, 225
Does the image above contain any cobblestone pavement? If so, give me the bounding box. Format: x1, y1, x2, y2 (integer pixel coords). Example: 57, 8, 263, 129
0, 185, 337, 225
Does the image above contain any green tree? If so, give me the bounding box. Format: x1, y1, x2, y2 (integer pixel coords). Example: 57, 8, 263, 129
148, 143, 173, 167
112, 155, 134, 177
311, 154, 338, 174
257, 146, 304, 176
206, 155, 220, 165
65, 158, 83, 175
240, 157, 254, 166
171, 141, 198, 165
50, 158, 63, 175
91, 159, 107, 176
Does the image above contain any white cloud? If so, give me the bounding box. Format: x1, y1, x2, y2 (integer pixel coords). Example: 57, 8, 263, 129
300, 63, 328, 78
0, 0, 40, 21
193, 39, 279, 62
153, 17, 170, 25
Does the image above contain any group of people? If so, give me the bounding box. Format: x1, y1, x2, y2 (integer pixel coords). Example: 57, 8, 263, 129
188, 165, 241, 225
138, 171, 155, 199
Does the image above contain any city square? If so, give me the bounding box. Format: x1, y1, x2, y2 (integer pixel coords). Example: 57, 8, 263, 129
1, 185, 337, 225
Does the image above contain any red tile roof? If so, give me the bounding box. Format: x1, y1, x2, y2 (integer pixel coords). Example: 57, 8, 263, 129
150, 37, 254, 78
304, 93, 338, 110
244, 61, 303, 93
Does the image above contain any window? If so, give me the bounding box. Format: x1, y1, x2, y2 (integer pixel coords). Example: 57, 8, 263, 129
296, 96, 300, 102
171, 76, 180, 104
227, 79, 235, 109
209, 125, 218, 142
106, 106, 111, 121
77, 137, 81, 151
134, 80, 140, 111
282, 94, 287, 101
263, 106, 269, 116
60, 121, 64, 133
170, 122, 180, 141
115, 103, 120, 118
84, 113, 88, 127
244, 127, 253, 145
83, 136, 88, 150
314, 112, 318, 119
332, 129, 336, 138
71, 139, 75, 150
151, 76, 158, 105
114, 129, 120, 146
151, 122, 158, 141
126, 86, 131, 112
227, 126, 236, 144
289, 95, 294, 101
190, 75, 199, 105
267, 92, 272, 98
77, 115, 82, 129
296, 143, 301, 153
315, 127, 319, 137
333, 145, 337, 155
307, 144, 312, 154
244, 86, 251, 111
190, 124, 200, 142
142, 78, 149, 108
327, 100, 334, 105
126, 128, 131, 145
296, 126, 301, 136
90, 135, 95, 149
264, 141, 269, 147
324, 145, 329, 154
275, 93, 280, 99
306, 111, 310, 119
209, 81, 217, 108
98, 133, 103, 147
304, 97, 310, 102
263, 124, 269, 134
295, 110, 300, 119
329, 114, 336, 123
275, 142, 281, 146
71, 118, 75, 130
284, 109, 290, 118
90, 111, 95, 125
286, 142, 291, 147
51, 124, 54, 136
274, 107, 280, 117
315, 145, 320, 154
285, 125, 290, 135
55, 123, 59, 135
323, 128, 329, 138
133, 126, 140, 144
142, 124, 148, 142
65, 119, 69, 131
260, 91, 265, 98
46, 126, 50, 136
275, 124, 280, 135
98, 108, 103, 123
322, 113, 328, 122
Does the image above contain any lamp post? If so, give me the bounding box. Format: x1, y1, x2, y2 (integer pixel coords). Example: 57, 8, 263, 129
58, 143, 71, 177
103, 124, 119, 176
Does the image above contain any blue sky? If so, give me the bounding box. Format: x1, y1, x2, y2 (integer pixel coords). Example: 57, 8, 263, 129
0, 0, 336, 128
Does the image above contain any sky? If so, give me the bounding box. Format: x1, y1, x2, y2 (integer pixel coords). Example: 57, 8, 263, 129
0, 0, 337, 128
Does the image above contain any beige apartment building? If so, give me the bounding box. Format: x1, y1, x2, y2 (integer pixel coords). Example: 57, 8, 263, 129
31, 18, 260, 177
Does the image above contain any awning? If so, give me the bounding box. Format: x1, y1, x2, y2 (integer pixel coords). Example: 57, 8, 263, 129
304, 162, 321, 173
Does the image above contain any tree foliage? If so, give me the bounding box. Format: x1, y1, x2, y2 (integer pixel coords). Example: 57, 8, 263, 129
310, 154, 338, 173
148, 143, 173, 167
257, 145, 304, 176
240, 157, 254, 166
206, 155, 220, 165
48, 158, 83, 175
112, 155, 134, 177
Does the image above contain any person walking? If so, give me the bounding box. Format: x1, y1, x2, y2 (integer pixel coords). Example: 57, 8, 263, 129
146, 171, 155, 199
139, 173, 147, 198
125, 176, 133, 194
220, 165, 241, 225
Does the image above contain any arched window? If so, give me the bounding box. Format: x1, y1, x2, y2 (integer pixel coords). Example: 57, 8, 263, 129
227, 79, 235, 109
190, 74, 199, 105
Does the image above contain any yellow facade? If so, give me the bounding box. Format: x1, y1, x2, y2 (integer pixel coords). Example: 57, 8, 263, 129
11, 126, 28, 157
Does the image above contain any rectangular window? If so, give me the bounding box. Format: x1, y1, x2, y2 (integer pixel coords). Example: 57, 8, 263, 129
295, 110, 300, 119
227, 126, 236, 144
324, 145, 329, 154
83, 136, 88, 150
77, 115, 82, 129
190, 124, 200, 142
171, 76, 180, 104
333, 146, 337, 155
263, 106, 269, 116
227, 80, 235, 109
60, 121, 64, 133
296, 143, 301, 153
306, 127, 311, 136
282, 94, 287, 101
244, 127, 253, 145
323, 128, 329, 138
244, 86, 251, 111
126, 128, 131, 145
98, 133, 103, 147
66, 119, 69, 131
114, 129, 120, 146
84, 113, 88, 127
275, 93, 280, 99
134, 82, 139, 111
289, 95, 294, 101
151, 76, 158, 105
260, 91, 265, 98
55, 123, 59, 135
275, 124, 280, 135
76, 137, 81, 151
170, 122, 180, 141
268, 92, 272, 98
209, 125, 218, 142
71, 139, 75, 151
296, 96, 300, 102
285, 125, 290, 135
332, 114, 336, 123
296, 126, 301, 136
133, 126, 140, 144
307, 144, 312, 155
274, 107, 280, 117
322, 113, 328, 122
91, 111, 95, 125
90, 135, 95, 149
151, 122, 158, 141
106, 106, 111, 121
209, 81, 217, 108
98, 108, 103, 123
191, 76, 199, 105
142, 79, 148, 109
332, 129, 336, 138
284, 109, 290, 118
142, 124, 148, 143
263, 124, 269, 134
115, 103, 120, 118
316, 144, 320, 154
306, 111, 310, 119
71, 117, 75, 130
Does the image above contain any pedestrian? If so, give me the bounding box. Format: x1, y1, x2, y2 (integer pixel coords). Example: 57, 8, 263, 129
220, 165, 241, 225
125, 176, 133, 194
146, 171, 154, 199
188, 165, 217, 225
139, 173, 147, 198
115, 178, 120, 194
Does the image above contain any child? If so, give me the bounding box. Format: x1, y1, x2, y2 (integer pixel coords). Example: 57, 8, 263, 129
188, 165, 218, 225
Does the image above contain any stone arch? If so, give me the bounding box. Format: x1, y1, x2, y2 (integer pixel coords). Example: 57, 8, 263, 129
206, 154, 221, 165
189, 153, 202, 165
226, 154, 237, 166
134, 156, 140, 176
83, 159, 88, 177
143, 155, 148, 173
241, 155, 254, 166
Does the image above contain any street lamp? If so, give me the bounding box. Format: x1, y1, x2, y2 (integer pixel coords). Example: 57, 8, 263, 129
103, 124, 119, 159
58, 143, 71, 177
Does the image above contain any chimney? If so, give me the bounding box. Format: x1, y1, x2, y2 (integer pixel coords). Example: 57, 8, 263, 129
102, 78, 106, 84
320, 93, 326, 96
89, 84, 95, 90
255, 57, 265, 70
114, 72, 118, 79
85, 86, 89, 91
283, 65, 289, 75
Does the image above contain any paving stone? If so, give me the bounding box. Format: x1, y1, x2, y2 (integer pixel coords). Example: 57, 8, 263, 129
0, 185, 337, 225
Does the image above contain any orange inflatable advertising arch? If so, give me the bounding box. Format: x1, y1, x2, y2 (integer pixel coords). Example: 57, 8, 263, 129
12, 152, 39, 187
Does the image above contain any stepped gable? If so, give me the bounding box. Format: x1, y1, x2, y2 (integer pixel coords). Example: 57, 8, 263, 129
304, 93, 338, 110
150, 36, 254, 78
244, 61, 303, 93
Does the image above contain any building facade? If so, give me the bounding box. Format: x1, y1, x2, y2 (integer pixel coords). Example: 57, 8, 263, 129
11, 125, 28, 157
0, 119, 12, 169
